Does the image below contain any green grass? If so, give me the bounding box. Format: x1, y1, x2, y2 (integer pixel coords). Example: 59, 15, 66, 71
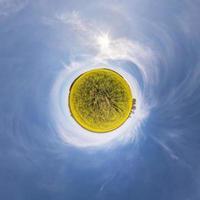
69, 68, 136, 133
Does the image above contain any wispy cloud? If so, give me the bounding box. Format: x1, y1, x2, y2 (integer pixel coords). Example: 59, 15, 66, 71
151, 135, 179, 160
48, 10, 153, 147
48, 10, 157, 84
0, 0, 28, 17
56, 11, 88, 32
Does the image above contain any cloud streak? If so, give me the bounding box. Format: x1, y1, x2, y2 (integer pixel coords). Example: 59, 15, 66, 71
0, 0, 27, 17
49, 11, 154, 147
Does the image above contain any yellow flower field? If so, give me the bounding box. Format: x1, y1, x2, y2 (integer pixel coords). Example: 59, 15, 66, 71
69, 68, 135, 133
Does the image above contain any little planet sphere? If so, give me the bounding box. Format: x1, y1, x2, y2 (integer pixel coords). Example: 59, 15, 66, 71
69, 68, 135, 133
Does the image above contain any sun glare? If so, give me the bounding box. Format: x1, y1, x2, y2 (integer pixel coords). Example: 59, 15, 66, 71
97, 33, 111, 50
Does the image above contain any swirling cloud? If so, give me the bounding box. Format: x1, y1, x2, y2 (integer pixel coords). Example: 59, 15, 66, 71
49, 11, 154, 148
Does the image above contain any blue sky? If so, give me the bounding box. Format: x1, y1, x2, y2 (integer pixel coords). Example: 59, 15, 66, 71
0, 0, 200, 199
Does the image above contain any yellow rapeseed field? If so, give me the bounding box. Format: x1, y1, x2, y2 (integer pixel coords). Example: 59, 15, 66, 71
69, 68, 135, 133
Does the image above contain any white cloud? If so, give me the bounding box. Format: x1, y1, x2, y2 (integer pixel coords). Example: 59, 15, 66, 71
53, 10, 157, 84
48, 11, 154, 148
0, 0, 27, 17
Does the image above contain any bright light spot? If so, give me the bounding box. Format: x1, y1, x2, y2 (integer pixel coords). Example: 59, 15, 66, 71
97, 33, 111, 50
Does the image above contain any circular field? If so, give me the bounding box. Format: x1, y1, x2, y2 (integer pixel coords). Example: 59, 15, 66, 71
69, 68, 134, 133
